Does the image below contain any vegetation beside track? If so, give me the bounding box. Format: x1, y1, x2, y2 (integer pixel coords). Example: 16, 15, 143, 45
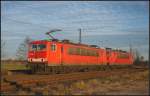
1, 61, 29, 71
1, 67, 149, 95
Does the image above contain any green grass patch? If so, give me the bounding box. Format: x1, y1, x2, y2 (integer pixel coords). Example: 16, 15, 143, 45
1, 63, 29, 70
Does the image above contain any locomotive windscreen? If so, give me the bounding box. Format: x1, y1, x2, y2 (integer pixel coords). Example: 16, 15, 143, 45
38, 44, 46, 50
30, 44, 46, 51
30, 44, 37, 51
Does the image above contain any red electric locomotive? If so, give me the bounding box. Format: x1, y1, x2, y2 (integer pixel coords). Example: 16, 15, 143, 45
28, 39, 134, 74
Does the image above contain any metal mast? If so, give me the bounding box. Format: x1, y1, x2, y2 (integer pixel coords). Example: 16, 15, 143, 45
79, 28, 81, 44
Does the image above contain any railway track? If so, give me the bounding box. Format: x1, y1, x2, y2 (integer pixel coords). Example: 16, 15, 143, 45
1, 82, 17, 93
1, 66, 147, 94
4, 64, 148, 75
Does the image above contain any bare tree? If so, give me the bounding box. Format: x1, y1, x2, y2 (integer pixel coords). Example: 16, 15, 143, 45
133, 49, 141, 65
1, 40, 6, 59
140, 56, 144, 61
16, 36, 32, 60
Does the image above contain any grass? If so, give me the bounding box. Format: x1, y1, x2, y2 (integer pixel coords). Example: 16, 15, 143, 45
1, 62, 29, 70
42, 69, 149, 95
1, 63, 149, 95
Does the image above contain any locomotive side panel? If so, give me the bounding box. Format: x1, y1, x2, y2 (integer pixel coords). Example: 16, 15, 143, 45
62, 44, 99, 65
110, 51, 133, 65
47, 42, 62, 66
105, 49, 133, 65
109, 51, 116, 64
115, 52, 133, 65
98, 49, 107, 65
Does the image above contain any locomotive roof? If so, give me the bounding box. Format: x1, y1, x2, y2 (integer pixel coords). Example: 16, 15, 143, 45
31, 39, 100, 49
30, 39, 128, 53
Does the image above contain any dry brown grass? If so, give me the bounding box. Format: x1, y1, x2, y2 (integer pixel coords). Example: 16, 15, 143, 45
1, 69, 149, 95
46, 69, 149, 95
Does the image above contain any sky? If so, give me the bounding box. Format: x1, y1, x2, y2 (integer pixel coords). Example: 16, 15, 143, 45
1, 1, 149, 60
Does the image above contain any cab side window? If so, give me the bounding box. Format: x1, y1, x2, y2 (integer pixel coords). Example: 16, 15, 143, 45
51, 44, 56, 51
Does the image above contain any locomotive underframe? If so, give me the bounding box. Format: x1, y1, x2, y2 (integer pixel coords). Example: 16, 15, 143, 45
28, 62, 132, 74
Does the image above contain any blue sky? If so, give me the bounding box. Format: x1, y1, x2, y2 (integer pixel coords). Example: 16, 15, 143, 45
1, 1, 149, 60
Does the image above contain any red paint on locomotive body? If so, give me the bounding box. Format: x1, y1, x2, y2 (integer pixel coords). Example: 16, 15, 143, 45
28, 40, 134, 66
62, 43, 99, 65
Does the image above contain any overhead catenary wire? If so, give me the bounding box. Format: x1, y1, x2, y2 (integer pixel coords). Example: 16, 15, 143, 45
3, 17, 111, 33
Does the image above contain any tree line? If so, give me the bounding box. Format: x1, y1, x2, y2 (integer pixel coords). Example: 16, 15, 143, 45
1, 36, 32, 61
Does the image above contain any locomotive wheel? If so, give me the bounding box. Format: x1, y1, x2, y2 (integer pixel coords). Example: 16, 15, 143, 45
30, 64, 36, 74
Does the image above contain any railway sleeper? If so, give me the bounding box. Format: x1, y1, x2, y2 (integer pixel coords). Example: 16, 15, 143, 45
1, 85, 16, 92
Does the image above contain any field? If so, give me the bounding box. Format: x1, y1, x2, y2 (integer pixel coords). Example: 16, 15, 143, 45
1, 60, 29, 71
1, 61, 149, 95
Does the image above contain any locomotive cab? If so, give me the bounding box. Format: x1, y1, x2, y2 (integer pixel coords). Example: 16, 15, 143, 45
28, 40, 48, 63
